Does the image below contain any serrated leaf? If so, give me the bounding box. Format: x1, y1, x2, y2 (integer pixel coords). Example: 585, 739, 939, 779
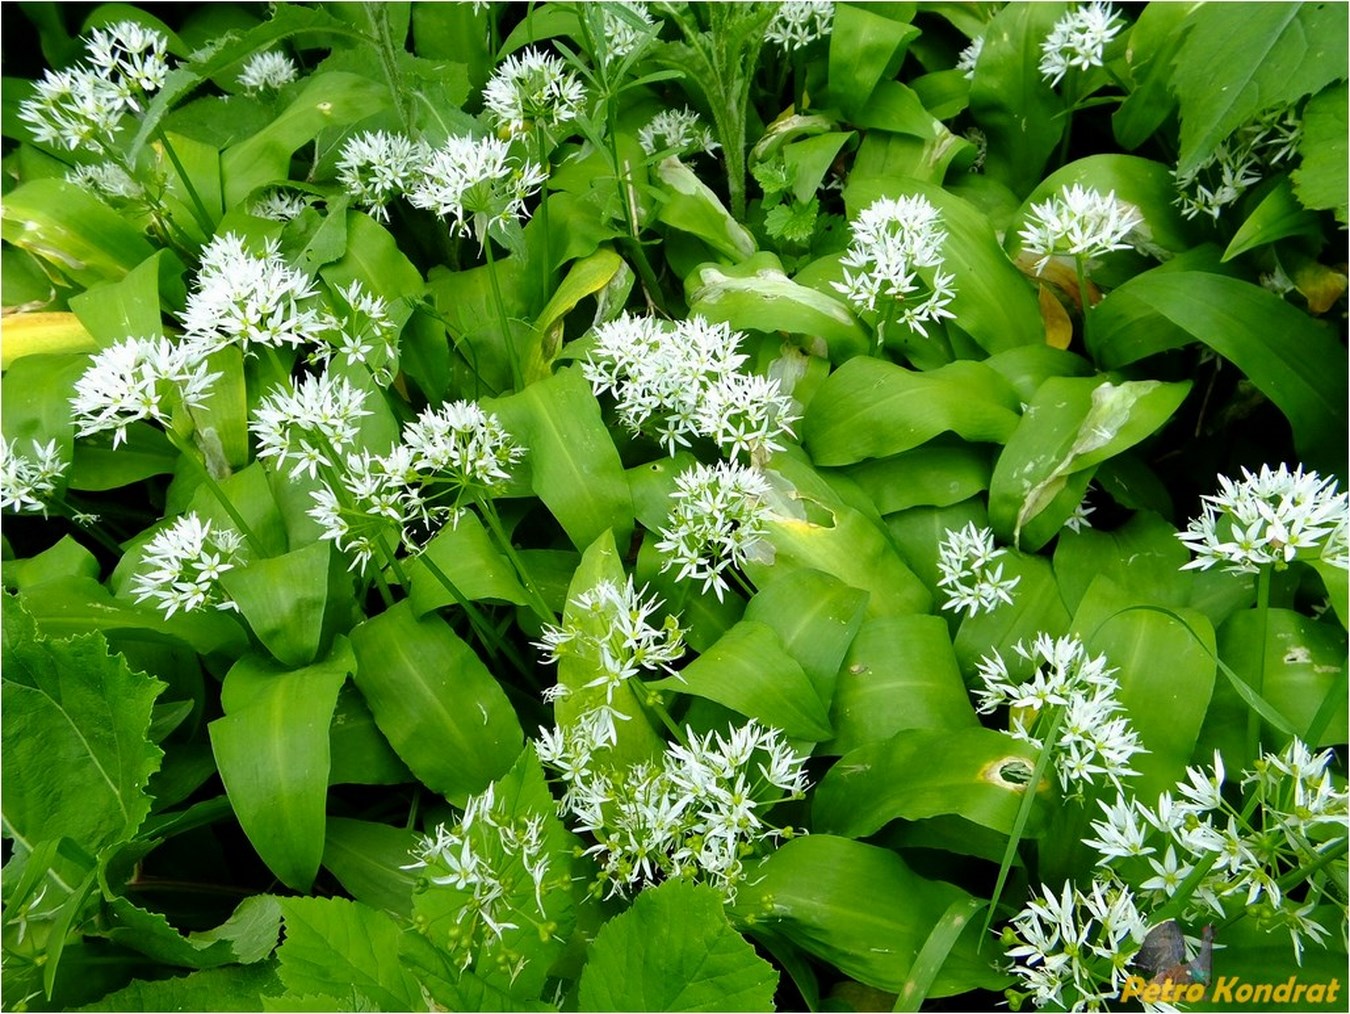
1293, 83, 1349, 222
579, 880, 778, 1012
74, 963, 283, 1012
276, 897, 422, 1011
103, 894, 282, 969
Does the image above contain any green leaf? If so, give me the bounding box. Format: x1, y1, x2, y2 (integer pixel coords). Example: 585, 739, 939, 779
322, 818, 419, 918
407, 513, 528, 614
275, 897, 422, 1012
1223, 176, 1324, 261
328, 682, 412, 786
827, 5, 920, 120
827, 615, 979, 756
3, 535, 100, 591
74, 963, 283, 1012
814, 727, 1047, 838
349, 601, 523, 806
321, 210, 425, 305
69, 249, 184, 344
1112, 1, 1192, 150
2, 599, 164, 852
1173, 2, 1348, 175
951, 551, 1073, 677
103, 894, 282, 969
803, 356, 1020, 466
209, 642, 352, 891
579, 880, 778, 1012
218, 540, 337, 667
650, 620, 833, 741
654, 156, 757, 261
1293, 83, 1349, 222
489, 366, 634, 553
729, 836, 1006, 998
1090, 271, 1349, 473
843, 443, 993, 515
1053, 510, 1193, 616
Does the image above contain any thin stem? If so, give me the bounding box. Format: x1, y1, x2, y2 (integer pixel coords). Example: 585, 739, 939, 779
417, 549, 535, 680
47, 497, 124, 556
482, 238, 523, 390
1074, 254, 1093, 348
633, 683, 689, 748
154, 127, 215, 237
477, 496, 555, 624
1249, 565, 1272, 760
536, 127, 553, 301
164, 427, 267, 557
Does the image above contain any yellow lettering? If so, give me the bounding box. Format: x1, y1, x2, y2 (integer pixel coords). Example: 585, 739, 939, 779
1329, 979, 1341, 1003
1142, 982, 1162, 1004
1186, 982, 1206, 1003
1236, 982, 1254, 1002
1292, 983, 1308, 1004
1274, 976, 1296, 1003
1252, 982, 1273, 1003
1120, 977, 1147, 1002
1211, 976, 1236, 1003
1308, 983, 1326, 1003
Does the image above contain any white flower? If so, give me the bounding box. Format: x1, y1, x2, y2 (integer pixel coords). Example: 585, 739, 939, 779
1038, 1, 1124, 87
85, 20, 170, 100
238, 51, 298, 92
130, 513, 244, 618
307, 450, 438, 572
249, 189, 311, 222
600, 2, 657, 63
251, 372, 371, 480
71, 337, 218, 447
654, 461, 773, 601
407, 134, 547, 243
936, 522, 1021, 618
833, 195, 957, 339
401, 400, 524, 497
766, 1, 834, 52
1177, 463, 1348, 574
311, 280, 400, 385
1, 438, 67, 514
482, 48, 586, 138
181, 234, 324, 357
956, 36, 983, 80
1019, 183, 1144, 274
65, 161, 142, 201
1175, 108, 1303, 222
638, 107, 719, 158
1083, 792, 1155, 862
336, 130, 426, 223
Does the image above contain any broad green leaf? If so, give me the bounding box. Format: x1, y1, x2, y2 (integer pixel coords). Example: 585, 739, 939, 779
1090, 271, 1349, 473
275, 897, 422, 1011
322, 818, 419, 918
650, 620, 832, 741
654, 156, 756, 262
1173, 2, 1348, 175
218, 541, 336, 667
1053, 510, 1192, 616
407, 513, 528, 615
743, 568, 869, 705
843, 444, 993, 515
349, 601, 523, 805
67, 250, 183, 345
1310, 560, 1349, 629
75, 963, 283, 1012
1293, 83, 1349, 222
321, 210, 425, 305
803, 356, 1020, 466
68, 424, 178, 491
783, 132, 855, 203
685, 252, 870, 362
103, 894, 281, 969
730, 836, 1007, 998
814, 727, 1048, 838
2, 600, 164, 852
191, 344, 250, 468
1223, 176, 1324, 261
827, 5, 920, 120
0, 313, 97, 368
3, 535, 99, 590
2, 354, 80, 485
210, 642, 352, 891
987, 376, 1190, 550
534, 246, 624, 336
489, 366, 634, 553
1112, 1, 1193, 150
1, 179, 156, 287
952, 552, 1073, 677
281, 201, 350, 277
579, 880, 778, 1013
328, 682, 412, 786
827, 615, 978, 756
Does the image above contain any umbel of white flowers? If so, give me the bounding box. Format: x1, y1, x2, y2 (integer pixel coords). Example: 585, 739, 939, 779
0, 438, 67, 515
407, 135, 548, 245
1018, 183, 1145, 274
1038, 0, 1124, 87
936, 522, 1021, 618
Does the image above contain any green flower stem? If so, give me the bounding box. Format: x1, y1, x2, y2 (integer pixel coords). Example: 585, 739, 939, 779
153, 126, 215, 238
728, 566, 758, 603
1074, 254, 1093, 347
635, 684, 690, 748
536, 127, 554, 300
476, 495, 556, 624
415, 548, 538, 684
163, 427, 267, 558
48, 497, 124, 556
482, 236, 523, 390
1249, 565, 1272, 760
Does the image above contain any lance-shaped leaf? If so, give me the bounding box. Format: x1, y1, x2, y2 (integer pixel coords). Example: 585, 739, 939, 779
1, 179, 155, 287
654, 156, 757, 261
219, 540, 339, 668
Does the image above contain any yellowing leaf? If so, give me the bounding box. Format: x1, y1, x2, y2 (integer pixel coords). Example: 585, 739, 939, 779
1, 312, 97, 368
1038, 284, 1073, 350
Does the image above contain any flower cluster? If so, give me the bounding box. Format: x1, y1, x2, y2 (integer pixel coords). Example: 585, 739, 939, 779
336, 130, 427, 223
956, 36, 984, 80
638, 107, 719, 158
66, 162, 143, 203
600, 2, 657, 64
130, 513, 245, 618
936, 522, 1021, 618
482, 48, 586, 138
1, 438, 67, 515
536, 576, 686, 704
70, 337, 219, 448
654, 461, 774, 601
238, 51, 298, 93
249, 189, 311, 222
583, 313, 798, 460
536, 719, 809, 902
251, 372, 372, 480
1177, 463, 1349, 574
408, 135, 547, 244
307, 450, 438, 573
1018, 183, 1145, 275
975, 634, 1144, 795
20, 21, 169, 151
404, 782, 555, 973
766, 1, 835, 52
402, 401, 525, 501
1175, 107, 1301, 221
833, 195, 957, 340
1038, 1, 1124, 87
181, 234, 323, 357
311, 281, 401, 385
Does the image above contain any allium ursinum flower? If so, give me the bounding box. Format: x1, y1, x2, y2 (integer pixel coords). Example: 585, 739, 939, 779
66, 161, 142, 202
637, 107, 720, 158
401, 400, 525, 508
336, 130, 427, 223
1177, 463, 1350, 575
583, 313, 797, 459
536, 718, 809, 902
130, 513, 245, 619
975, 634, 1144, 796
956, 36, 983, 80
482, 48, 586, 138
85, 21, 171, 100
535, 577, 685, 703
251, 372, 371, 480
181, 233, 324, 357
407, 135, 548, 244
654, 462, 773, 601
936, 522, 1021, 618
766, 1, 835, 52
249, 189, 310, 222
1, 438, 67, 514
311, 281, 400, 385
600, 2, 657, 63
1004, 877, 1149, 1010
1018, 184, 1145, 275
1175, 107, 1301, 221
403, 783, 556, 971
237, 51, 298, 93
833, 195, 957, 340
1063, 493, 1095, 534
70, 337, 219, 448
1038, 1, 1124, 87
